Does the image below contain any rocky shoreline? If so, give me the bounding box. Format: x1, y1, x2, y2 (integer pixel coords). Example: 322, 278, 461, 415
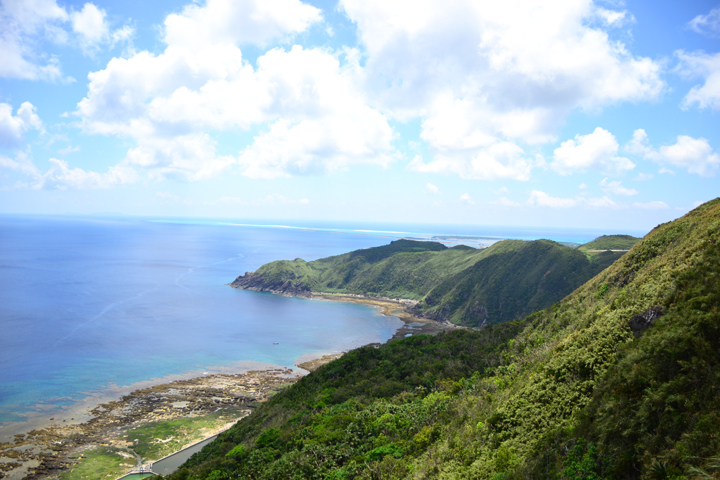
0, 369, 298, 480
0, 283, 456, 480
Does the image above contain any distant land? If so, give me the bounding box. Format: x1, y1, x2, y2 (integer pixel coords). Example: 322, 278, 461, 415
231, 235, 640, 327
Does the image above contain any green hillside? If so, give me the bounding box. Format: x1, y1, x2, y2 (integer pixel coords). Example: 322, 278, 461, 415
231, 238, 624, 326
171, 198, 720, 480
578, 234, 641, 253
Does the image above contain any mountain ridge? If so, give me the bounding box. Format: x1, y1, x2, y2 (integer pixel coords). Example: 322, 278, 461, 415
230, 237, 631, 327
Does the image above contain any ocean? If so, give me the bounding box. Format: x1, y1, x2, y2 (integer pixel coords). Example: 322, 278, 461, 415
0, 215, 645, 438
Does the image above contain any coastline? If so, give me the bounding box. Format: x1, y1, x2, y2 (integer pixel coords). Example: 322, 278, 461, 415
309, 293, 461, 339
0, 291, 454, 480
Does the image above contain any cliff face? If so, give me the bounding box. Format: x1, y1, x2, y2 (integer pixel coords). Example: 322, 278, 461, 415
230, 272, 312, 297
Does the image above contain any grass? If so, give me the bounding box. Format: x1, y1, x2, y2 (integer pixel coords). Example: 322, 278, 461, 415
58, 410, 240, 480
125, 411, 236, 461
60, 446, 134, 480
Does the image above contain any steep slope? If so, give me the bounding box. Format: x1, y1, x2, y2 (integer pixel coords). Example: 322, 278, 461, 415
173, 198, 719, 480
231, 238, 619, 326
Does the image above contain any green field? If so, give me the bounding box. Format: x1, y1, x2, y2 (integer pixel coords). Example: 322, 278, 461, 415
60, 446, 135, 480
125, 412, 234, 461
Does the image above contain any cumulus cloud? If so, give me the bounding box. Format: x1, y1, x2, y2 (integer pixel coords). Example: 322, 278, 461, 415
552, 127, 634, 175
0, 1, 132, 79
341, 0, 663, 178
0, 149, 137, 189
125, 134, 236, 181
71, 3, 109, 54
525, 190, 622, 208
408, 143, 534, 181
460, 193, 474, 205
688, 6, 720, 37
75, 2, 393, 182
675, 50, 720, 111
627, 129, 720, 177
0, 151, 42, 177
164, 0, 322, 48
600, 177, 638, 196
0, 0, 68, 80
0, 102, 43, 147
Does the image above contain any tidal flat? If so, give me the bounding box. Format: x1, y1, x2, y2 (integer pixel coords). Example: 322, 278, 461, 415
0, 368, 297, 479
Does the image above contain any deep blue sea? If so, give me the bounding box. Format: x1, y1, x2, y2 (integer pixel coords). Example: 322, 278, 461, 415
0, 215, 646, 437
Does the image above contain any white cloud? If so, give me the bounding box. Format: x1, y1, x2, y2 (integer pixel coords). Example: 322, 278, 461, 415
675, 50, 720, 110
0, 150, 42, 177
125, 134, 236, 181
552, 127, 634, 175
0, 149, 137, 190
0, 1, 133, 79
525, 190, 622, 208
527, 190, 577, 208
460, 193, 474, 205
0, 0, 68, 80
578, 183, 587, 189
76, 5, 393, 182
0, 102, 43, 147
633, 201, 669, 210
425, 182, 439, 194
688, 6, 720, 37
71, 3, 109, 54
164, 0, 322, 49
408, 142, 534, 181
33, 158, 137, 189
342, 0, 663, 173
627, 129, 720, 177
600, 177, 638, 196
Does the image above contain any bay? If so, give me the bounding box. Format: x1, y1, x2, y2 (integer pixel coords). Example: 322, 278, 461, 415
0, 215, 645, 438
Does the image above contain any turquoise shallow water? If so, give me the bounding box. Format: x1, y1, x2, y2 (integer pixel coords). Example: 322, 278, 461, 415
0, 215, 645, 434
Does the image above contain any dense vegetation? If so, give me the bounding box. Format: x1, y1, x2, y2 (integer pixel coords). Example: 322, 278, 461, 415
170, 198, 719, 480
233, 237, 623, 326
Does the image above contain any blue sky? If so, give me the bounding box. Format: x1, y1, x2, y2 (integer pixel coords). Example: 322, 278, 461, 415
0, 0, 718, 231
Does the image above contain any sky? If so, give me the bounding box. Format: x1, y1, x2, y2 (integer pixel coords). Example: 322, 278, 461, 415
0, 0, 718, 231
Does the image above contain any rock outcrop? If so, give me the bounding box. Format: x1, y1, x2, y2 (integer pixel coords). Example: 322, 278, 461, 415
230, 272, 312, 298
